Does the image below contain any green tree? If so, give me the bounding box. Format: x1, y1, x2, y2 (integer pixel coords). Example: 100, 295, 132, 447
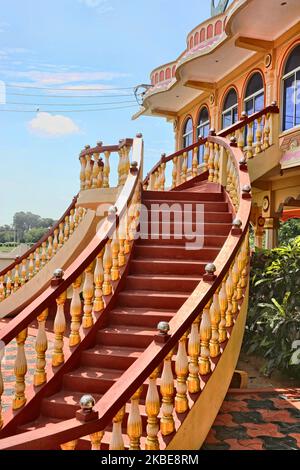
279, 218, 300, 245
24, 227, 48, 244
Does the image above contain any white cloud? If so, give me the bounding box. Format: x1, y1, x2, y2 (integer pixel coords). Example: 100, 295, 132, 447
78, 0, 113, 14
28, 112, 80, 138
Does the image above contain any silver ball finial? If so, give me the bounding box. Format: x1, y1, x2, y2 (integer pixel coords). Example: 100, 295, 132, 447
205, 263, 216, 275
232, 218, 242, 228
53, 268, 64, 279
79, 395, 96, 413
157, 322, 170, 335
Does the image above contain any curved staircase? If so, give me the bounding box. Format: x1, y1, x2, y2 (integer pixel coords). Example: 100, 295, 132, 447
0, 133, 252, 450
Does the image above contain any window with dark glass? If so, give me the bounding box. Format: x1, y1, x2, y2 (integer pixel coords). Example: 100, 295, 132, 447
197, 107, 210, 163
222, 88, 238, 129
182, 118, 194, 167
282, 45, 300, 131
244, 72, 264, 116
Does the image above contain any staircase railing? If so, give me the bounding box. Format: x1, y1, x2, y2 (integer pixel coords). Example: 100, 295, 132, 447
143, 103, 279, 191
79, 138, 133, 191
0, 135, 143, 435
0, 197, 88, 303
0, 135, 251, 450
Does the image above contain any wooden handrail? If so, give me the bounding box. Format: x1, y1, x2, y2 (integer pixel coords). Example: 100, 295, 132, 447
0, 195, 78, 279
143, 104, 279, 186
0, 136, 251, 450
79, 138, 133, 158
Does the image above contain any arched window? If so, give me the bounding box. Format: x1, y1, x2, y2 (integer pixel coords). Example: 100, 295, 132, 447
197, 107, 210, 163
222, 88, 238, 128
244, 72, 264, 115
282, 44, 300, 131
182, 117, 194, 167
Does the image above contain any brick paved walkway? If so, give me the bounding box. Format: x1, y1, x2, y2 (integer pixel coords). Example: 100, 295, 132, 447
202, 389, 300, 450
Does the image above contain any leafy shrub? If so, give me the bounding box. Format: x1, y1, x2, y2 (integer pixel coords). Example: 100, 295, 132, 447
244, 236, 300, 378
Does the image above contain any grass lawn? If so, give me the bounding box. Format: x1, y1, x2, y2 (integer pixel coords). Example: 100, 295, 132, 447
0, 246, 14, 253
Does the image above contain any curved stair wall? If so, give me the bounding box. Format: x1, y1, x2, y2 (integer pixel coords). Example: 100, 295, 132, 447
0, 132, 252, 450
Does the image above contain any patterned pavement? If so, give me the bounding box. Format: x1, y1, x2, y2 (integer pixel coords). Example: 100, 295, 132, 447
202, 389, 300, 450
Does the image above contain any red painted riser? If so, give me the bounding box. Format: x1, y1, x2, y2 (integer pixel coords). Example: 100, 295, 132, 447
0, 179, 233, 443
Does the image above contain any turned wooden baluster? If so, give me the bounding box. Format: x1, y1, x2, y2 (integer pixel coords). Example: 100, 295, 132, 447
160, 161, 166, 191
64, 216, 70, 242
192, 147, 198, 178
80, 155, 87, 191
246, 121, 254, 159
92, 153, 100, 189
53, 229, 59, 254
124, 145, 131, 180
35, 249, 41, 273
103, 241, 112, 296
20, 259, 27, 285
181, 152, 188, 183
28, 254, 34, 279
118, 222, 126, 268
160, 350, 175, 436
69, 209, 75, 235
209, 293, 221, 358
41, 242, 47, 267
145, 368, 160, 450
0, 277, 4, 301
172, 157, 178, 189
6, 271, 12, 296
90, 431, 104, 450
237, 127, 245, 150
204, 141, 210, 171
208, 142, 215, 182
213, 143, 220, 183
175, 332, 189, 414
118, 147, 124, 186
13, 328, 28, 410
127, 387, 143, 450
255, 117, 263, 154
85, 153, 92, 190
58, 223, 64, 248
225, 271, 234, 327
231, 260, 240, 316
47, 236, 53, 260
263, 113, 271, 149
149, 172, 156, 191
103, 151, 110, 188
199, 301, 212, 375
111, 234, 120, 282
110, 406, 126, 450
154, 169, 160, 191
93, 250, 104, 312
52, 291, 67, 367
34, 309, 48, 387
13, 265, 20, 292
69, 276, 83, 347
61, 441, 78, 451
0, 342, 4, 428
218, 280, 228, 343
236, 252, 244, 301
82, 264, 94, 329
187, 315, 201, 393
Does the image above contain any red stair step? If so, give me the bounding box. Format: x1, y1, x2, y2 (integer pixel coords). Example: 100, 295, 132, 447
143, 190, 224, 202
118, 289, 189, 310
109, 307, 175, 327
134, 244, 220, 261
125, 274, 201, 292
96, 325, 157, 348
81, 345, 144, 369
63, 367, 123, 394
130, 258, 208, 275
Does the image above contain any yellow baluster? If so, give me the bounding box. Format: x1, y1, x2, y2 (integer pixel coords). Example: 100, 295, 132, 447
103, 241, 112, 296
218, 280, 228, 343
175, 333, 189, 414
82, 264, 94, 329
118, 222, 126, 268
90, 431, 104, 450
225, 271, 234, 327
6, 271, 12, 296
0, 276, 5, 301
208, 143, 214, 182
160, 162, 166, 191
92, 153, 100, 189
145, 368, 160, 450
172, 157, 178, 189
209, 293, 221, 358
231, 260, 240, 315
192, 147, 198, 178
111, 235, 120, 282
199, 301, 212, 375
238, 127, 245, 150
13, 328, 28, 410
21, 259, 27, 285
61, 441, 78, 451
85, 154, 92, 189
41, 242, 47, 267
263, 113, 271, 149
204, 141, 210, 171
0, 342, 4, 428
13, 265, 20, 292
69, 209, 75, 235
28, 254, 34, 279
64, 216, 70, 242
160, 350, 175, 436
255, 117, 262, 154
110, 406, 126, 450
213, 143, 220, 183
47, 236, 53, 260
93, 250, 104, 312
69, 276, 83, 347
103, 151, 110, 188
80, 155, 86, 191
187, 315, 201, 393
53, 229, 59, 253
52, 291, 67, 367
181, 152, 188, 183
127, 387, 143, 450
58, 223, 64, 248
34, 309, 48, 387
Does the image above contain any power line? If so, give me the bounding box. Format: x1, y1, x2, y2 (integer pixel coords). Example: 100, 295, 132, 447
6, 91, 139, 99
6, 99, 137, 107
0, 104, 139, 113
6, 83, 136, 91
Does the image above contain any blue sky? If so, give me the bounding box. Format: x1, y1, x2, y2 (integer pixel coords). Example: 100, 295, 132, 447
0, 0, 214, 225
